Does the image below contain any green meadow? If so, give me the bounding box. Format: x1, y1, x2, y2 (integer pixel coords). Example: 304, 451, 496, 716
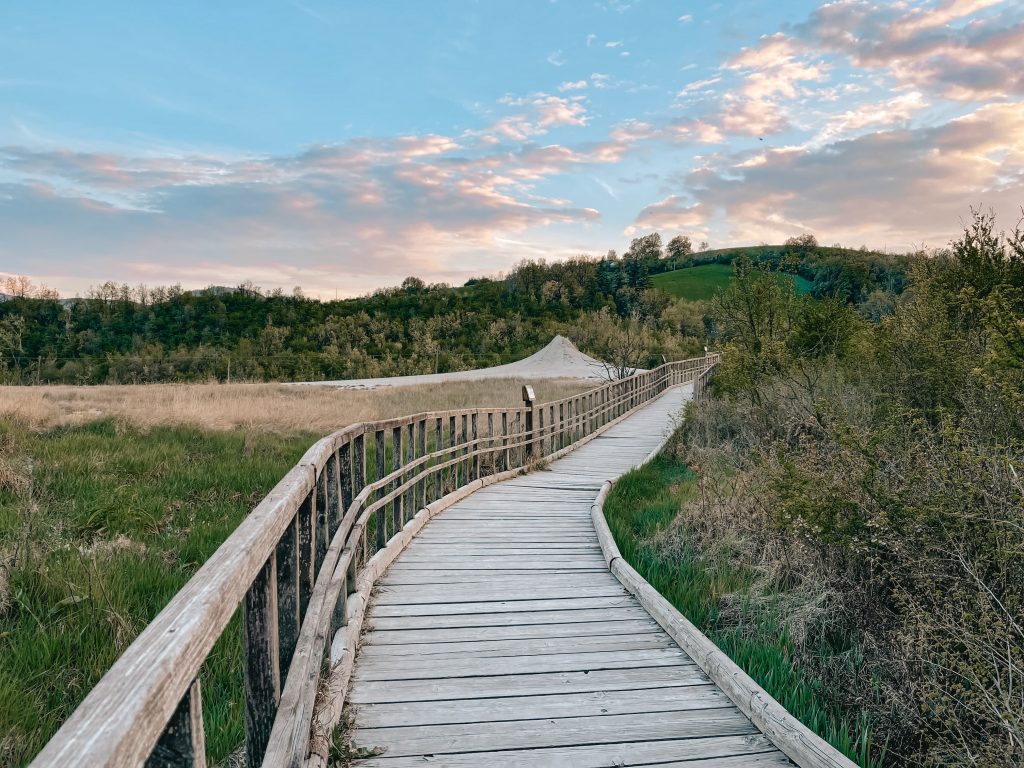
651, 263, 813, 301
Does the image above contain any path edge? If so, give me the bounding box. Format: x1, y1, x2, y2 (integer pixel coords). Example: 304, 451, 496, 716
590, 410, 859, 768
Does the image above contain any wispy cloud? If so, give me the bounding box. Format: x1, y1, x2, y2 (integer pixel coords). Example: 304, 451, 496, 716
546, 50, 566, 67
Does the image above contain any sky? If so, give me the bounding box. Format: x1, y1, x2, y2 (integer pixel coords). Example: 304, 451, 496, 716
2, 0, 1023, 298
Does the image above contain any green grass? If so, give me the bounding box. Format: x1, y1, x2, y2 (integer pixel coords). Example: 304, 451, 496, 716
603, 451, 879, 767
651, 263, 814, 301
0, 419, 317, 767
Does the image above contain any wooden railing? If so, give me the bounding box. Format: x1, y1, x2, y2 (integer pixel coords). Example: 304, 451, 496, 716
31, 353, 719, 768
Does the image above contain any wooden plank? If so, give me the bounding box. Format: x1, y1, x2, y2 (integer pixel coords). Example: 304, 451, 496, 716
351, 708, 756, 757
355, 632, 675, 660
370, 584, 626, 605
349, 664, 711, 704
352, 732, 781, 768
361, 618, 663, 645
367, 595, 634, 618
357, 684, 729, 728
352, 648, 693, 681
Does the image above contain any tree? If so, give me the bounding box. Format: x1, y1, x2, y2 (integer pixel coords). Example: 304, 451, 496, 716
625, 233, 663, 261
566, 307, 655, 380
2, 275, 59, 300
784, 233, 818, 257
666, 235, 693, 266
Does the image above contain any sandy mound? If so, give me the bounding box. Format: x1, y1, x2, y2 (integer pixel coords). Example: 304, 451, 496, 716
301, 336, 620, 390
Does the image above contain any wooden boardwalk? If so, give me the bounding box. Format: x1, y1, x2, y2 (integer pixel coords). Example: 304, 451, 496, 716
348, 385, 792, 767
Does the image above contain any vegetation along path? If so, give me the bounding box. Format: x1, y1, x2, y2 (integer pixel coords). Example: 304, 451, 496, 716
348, 385, 794, 767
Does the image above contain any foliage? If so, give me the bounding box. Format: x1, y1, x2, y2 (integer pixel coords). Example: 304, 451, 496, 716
604, 452, 878, 766
687, 210, 1024, 766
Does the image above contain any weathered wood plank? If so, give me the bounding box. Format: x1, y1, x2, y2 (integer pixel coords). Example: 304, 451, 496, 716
355, 632, 675, 660
351, 708, 756, 757
349, 664, 710, 704
352, 648, 693, 681
350, 734, 783, 768
356, 684, 729, 728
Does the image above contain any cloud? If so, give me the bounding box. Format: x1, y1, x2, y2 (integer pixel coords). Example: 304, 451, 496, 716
471, 94, 588, 144
559, 80, 588, 91
794, 0, 1024, 100
812, 91, 928, 144
677, 76, 721, 96
678, 14, 693, 23
626, 197, 707, 235
605, 41, 623, 48
0, 125, 619, 296
680, 102, 1024, 247
547, 50, 566, 67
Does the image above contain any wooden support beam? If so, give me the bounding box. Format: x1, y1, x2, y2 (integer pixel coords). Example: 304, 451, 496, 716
145, 678, 205, 768
243, 555, 280, 768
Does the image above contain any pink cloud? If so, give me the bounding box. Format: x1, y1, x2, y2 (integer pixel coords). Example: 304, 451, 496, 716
681, 102, 1024, 248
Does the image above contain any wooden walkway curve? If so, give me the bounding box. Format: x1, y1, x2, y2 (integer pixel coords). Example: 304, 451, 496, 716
347, 385, 792, 767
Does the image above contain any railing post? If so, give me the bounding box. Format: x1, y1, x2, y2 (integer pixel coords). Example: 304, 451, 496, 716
339, 442, 352, 528
275, 513, 300, 686
537, 406, 545, 458
452, 417, 460, 489
501, 412, 509, 471
146, 678, 206, 768
522, 385, 536, 462
487, 413, 495, 475
375, 429, 386, 551
471, 413, 479, 480
392, 425, 403, 533
434, 417, 443, 499
297, 489, 316, 618
243, 555, 280, 768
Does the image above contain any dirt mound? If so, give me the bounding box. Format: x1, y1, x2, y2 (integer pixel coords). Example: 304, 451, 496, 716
304, 336, 618, 390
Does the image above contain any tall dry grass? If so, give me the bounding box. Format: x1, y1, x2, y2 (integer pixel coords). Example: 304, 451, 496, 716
0, 378, 591, 434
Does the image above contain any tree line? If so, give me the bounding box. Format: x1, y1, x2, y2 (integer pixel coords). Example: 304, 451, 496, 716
0, 234, 908, 384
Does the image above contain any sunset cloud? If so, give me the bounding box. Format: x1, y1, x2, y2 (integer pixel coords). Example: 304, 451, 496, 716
681, 102, 1024, 247
2, 1, 1022, 295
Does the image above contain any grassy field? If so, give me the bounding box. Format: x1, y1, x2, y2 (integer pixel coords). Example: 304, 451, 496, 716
650, 263, 814, 301
0, 377, 588, 433
0, 377, 589, 767
603, 448, 877, 768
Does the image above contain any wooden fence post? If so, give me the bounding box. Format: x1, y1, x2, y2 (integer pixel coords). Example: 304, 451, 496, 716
375, 429, 386, 551
243, 556, 279, 767
522, 385, 536, 462
145, 679, 206, 768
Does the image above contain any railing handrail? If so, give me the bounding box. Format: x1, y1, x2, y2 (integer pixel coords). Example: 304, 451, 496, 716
31, 353, 720, 768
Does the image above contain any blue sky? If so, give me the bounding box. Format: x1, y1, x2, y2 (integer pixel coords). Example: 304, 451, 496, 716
2, 0, 1023, 297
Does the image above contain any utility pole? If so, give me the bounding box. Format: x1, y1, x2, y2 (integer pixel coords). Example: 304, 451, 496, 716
226, 355, 231, 384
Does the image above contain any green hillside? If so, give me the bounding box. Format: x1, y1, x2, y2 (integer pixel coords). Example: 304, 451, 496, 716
651, 263, 814, 301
